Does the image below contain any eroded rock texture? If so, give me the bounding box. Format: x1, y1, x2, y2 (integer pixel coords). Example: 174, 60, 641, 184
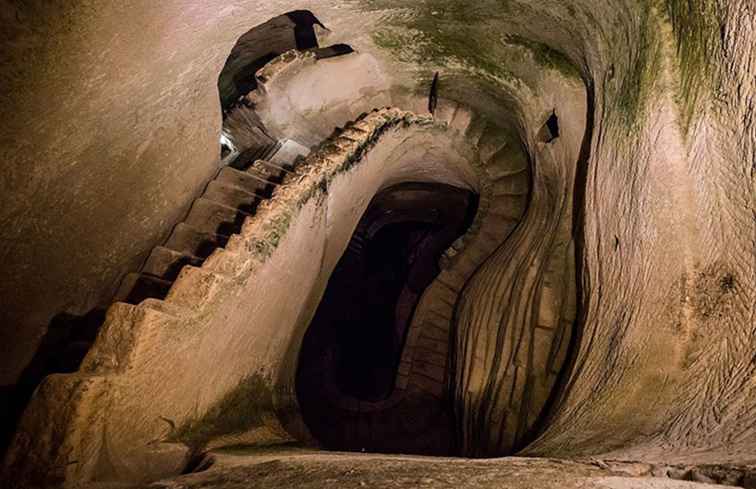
0, 0, 754, 488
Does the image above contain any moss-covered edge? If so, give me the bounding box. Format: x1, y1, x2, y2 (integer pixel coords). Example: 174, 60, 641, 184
610, 0, 722, 133
612, 6, 664, 130
504, 35, 581, 80
662, 0, 723, 135
241, 109, 436, 263
370, 23, 581, 83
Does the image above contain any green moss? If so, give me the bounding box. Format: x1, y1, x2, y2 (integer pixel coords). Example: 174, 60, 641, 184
363, 0, 591, 107
358, 0, 401, 11
239, 111, 434, 271
504, 35, 581, 80
264, 211, 294, 248
364, 1, 523, 83
172, 373, 275, 449
613, 9, 664, 129
663, 0, 722, 134
371, 29, 425, 64
372, 30, 405, 52
610, 0, 721, 133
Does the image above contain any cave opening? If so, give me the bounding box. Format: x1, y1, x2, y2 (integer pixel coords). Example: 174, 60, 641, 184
296, 182, 478, 455
333, 220, 439, 402
217, 11, 354, 164
539, 111, 560, 143
218, 10, 326, 113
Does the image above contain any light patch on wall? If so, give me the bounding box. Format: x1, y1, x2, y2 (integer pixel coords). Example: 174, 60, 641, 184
220, 132, 237, 155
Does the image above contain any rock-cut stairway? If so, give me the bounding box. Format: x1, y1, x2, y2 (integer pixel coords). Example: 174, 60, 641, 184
43, 140, 310, 376
114, 140, 309, 305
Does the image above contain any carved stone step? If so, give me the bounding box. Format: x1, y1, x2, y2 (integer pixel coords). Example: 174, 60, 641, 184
437, 269, 467, 291
183, 198, 252, 236
479, 219, 518, 245
164, 223, 229, 258
346, 233, 365, 255
245, 145, 272, 164
268, 139, 310, 167
449, 252, 485, 281
203, 180, 262, 214
259, 142, 282, 161
475, 228, 506, 246
216, 167, 276, 197
488, 163, 529, 181
491, 171, 530, 196
142, 247, 204, 281
465, 117, 488, 147
246, 163, 285, 183
491, 187, 529, 198
414, 342, 449, 366
419, 324, 450, 344
491, 149, 530, 175
257, 159, 295, 175
428, 282, 457, 307
114, 273, 172, 305
478, 126, 509, 163
410, 371, 445, 398
458, 240, 496, 267
429, 301, 455, 321
229, 143, 281, 171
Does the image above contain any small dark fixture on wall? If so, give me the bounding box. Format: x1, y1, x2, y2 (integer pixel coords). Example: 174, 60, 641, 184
428, 72, 440, 115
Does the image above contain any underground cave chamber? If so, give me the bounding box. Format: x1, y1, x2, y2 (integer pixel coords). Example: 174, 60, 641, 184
1, 2, 754, 488
3, 7, 580, 479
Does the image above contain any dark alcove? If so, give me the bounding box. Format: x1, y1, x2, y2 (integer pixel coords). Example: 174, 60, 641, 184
296, 181, 478, 455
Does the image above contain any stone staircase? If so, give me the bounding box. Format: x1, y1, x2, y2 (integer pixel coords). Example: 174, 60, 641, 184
41, 140, 309, 379
115, 140, 308, 305
395, 108, 532, 402
397, 105, 577, 454
7, 108, 452, 488
34, 102, 533, 455
9, 103, 581, 487
11, 104, 539, 481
